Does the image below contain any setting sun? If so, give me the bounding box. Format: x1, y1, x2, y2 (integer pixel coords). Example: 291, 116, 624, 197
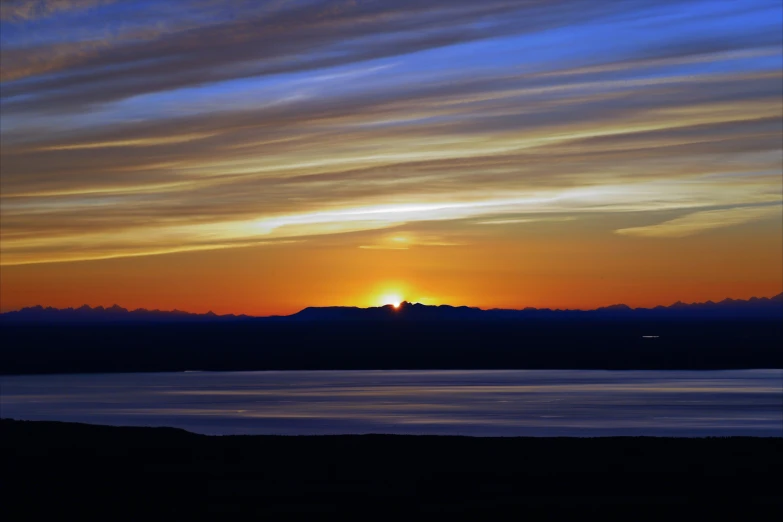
380, 294, 403, 308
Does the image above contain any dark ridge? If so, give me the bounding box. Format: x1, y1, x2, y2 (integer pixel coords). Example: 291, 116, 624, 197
1, 294, 780, 375
1, 292, 781, 323
2, 419, 781, 517
0, 304, 255, 323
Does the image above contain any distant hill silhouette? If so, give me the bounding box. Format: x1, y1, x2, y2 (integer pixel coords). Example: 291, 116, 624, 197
0, 304, 255, 324
2, 293, 781, 374
2, 293, 781, 323
293, 294, 783, 320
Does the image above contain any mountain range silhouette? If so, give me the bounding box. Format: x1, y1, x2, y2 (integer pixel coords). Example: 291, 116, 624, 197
3, 293, 781, 374
2, 293, 781, 323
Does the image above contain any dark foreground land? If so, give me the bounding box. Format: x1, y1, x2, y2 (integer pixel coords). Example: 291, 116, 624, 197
2, 419, 781, 518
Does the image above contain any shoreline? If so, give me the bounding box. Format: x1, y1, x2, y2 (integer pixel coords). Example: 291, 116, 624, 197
4, 416, 783, 438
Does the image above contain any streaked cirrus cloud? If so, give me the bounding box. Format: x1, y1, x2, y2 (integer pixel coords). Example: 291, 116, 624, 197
0, 0, 781, 266
615, 204, 783, 238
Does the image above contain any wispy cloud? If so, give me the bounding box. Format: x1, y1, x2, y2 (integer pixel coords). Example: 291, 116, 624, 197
0, 0, 112, 21
359, 232, 462, 250
475, 217, 577, 226
615, 205, 783, 238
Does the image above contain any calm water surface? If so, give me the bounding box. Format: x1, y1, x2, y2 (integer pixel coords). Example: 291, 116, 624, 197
1, 370, 781, 437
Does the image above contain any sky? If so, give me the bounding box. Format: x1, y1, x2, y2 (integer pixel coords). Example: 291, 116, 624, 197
1, 0, 781, 315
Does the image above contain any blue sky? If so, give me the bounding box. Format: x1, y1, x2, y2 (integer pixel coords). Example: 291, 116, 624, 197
2, 1, 781, 135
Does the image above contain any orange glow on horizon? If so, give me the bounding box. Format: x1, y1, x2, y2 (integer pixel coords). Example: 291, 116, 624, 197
1, 214, 781, 317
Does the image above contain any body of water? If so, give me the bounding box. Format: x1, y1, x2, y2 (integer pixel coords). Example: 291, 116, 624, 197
1, 370, 780, 436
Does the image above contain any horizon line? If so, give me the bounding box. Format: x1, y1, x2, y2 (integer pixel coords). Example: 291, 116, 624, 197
3, 292, 781, 318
